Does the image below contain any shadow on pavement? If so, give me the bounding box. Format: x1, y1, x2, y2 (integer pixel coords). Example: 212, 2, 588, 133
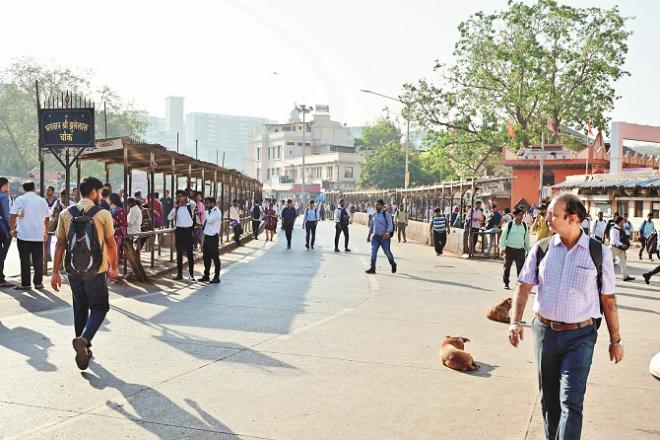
83, 363, 236, 438
468, 361, 498, 378
395, 273, 494, 292
0, 322, 57, 372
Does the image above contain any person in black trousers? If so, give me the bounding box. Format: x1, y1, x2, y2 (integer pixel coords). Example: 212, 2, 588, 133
303, 200, 319, 249
281, 199, 297, 249
251, 200, 263, 240
167, 190, 196, 281
334, 199, 351, 252
200, 197, 221, 284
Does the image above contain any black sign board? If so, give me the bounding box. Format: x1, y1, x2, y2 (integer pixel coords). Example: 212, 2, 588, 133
38, 108, 95, 149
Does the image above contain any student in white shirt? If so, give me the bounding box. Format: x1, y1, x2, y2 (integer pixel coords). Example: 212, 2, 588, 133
229, 199, 242, 245
126, 198, 143, 235
200, 197, 221, 283
303, 200, 320, 249
609, 216, 634, 281
9, 181, 50, 290
591, 211, 607, 242
167, 190, 196, 280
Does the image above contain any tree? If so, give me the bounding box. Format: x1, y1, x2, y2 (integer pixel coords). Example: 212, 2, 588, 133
358, 141, 425, 189
403, 0, 631, 176
0, 58, 147, 177
354, 116, 401, 151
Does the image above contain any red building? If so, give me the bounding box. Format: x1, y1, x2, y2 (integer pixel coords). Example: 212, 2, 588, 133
502, 131, 658, 207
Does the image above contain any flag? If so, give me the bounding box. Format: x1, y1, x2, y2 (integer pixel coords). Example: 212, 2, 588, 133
546, 118, 556, 133
507, 123, 516, 138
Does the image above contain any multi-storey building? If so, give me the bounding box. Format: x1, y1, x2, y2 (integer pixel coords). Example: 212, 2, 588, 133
185, 113, 270, 171
247, 105, 364, 197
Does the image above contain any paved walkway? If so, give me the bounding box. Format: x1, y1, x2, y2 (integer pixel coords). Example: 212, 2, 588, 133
0, 221, 658, 439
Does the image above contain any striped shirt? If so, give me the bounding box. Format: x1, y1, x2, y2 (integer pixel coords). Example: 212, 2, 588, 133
431, 214, 447, 232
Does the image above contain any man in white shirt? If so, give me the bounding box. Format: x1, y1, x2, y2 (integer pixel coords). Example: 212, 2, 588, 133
9, 181, 49, 290
167, 190, 196, 280
126, 198, 143, 235
609, 215, 634, 282
591, 211, 607, 242
303, 200, 320, 249
229, 199, 243, 245
200, 197, 221, 284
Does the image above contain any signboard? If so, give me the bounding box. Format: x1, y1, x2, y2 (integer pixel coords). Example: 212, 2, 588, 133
315, 104, 329, 113
39, 108, 95, 149
292, 183, 321, 193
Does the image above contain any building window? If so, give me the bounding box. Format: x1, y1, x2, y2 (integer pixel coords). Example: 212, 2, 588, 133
634, 201, 644, 217
326, 166, 333, 179
287, 142, 295, 146
256, 148, 260, 161
297, 142, 302, 146
266, 169, 271, 179
277, 146, 281, 159
616, 201, 628, 216
654, 203, 660, 219
344, 167, 354, 178
542, 169, 555, 186
267, 148, 271, 160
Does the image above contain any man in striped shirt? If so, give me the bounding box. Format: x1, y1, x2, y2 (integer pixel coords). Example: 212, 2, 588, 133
430, 208, 450, 256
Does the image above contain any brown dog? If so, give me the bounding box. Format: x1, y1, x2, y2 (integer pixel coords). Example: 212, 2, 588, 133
440, 336, 479, 371
486, 297, 512, 323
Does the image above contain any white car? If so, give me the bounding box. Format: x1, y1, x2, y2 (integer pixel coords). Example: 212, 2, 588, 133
650, 352, 660, 381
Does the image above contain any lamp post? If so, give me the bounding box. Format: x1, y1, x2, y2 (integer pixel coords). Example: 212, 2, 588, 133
360, 89, 411, 188
295, 104, 313, 204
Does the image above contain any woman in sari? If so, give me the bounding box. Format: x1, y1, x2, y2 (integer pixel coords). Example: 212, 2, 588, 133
110, 193, 127, 262
264, 203, 277, 241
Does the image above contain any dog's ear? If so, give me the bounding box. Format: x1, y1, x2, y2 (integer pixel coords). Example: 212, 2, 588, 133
461, 337, 470, 342
506, 298, 512, 304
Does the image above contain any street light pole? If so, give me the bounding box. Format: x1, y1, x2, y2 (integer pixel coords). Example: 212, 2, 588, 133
195, 139, 198, 160
296, 104, 313, 204
360, 89, 410, 188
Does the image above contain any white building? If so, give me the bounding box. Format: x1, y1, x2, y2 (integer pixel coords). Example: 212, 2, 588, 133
185, 113, 271, 172
248, 105, 364, 195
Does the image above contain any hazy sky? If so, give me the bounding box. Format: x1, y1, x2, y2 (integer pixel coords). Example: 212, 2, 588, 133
1, 0, 658, 128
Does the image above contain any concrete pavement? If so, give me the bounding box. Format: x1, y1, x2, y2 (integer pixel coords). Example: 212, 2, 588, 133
0, 221, 658, 439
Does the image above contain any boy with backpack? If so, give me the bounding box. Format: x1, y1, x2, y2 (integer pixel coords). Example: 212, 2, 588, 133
251, 200, 263, 240
51, 177, 118, 371
499, 207, 530, 289
167, 190, 197, 280
303, 200, 319, 249
334, 198, 351, 252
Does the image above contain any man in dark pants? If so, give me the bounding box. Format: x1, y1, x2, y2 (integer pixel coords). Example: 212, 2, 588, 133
510, 193, 622, 439
9, 181, 50, 290
167, 190, 196, 280
281, 199, 297, 249
251, 200, 263, 240
303, 200, 319, 249
200, 197, 221, 283
334, 198, 351, 252
0, 177, 13, 288
51, 177, 118, 370
498, 208, 529, 290
430, 207, 450, 256
366, 199, 396, 274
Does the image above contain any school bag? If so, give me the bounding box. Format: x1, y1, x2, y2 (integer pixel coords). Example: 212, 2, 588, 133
535, 236, 604, 329
65, 206, 104, 276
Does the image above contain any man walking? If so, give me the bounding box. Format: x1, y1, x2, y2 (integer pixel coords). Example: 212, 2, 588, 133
366, 199, 396, 274
51, 177, 118, 370
466, 201, 485, 253
160, 190, 173, 227
281, 199, 297, 249
251, 200, 263, 240
303, 200, 319, 249
199, 197, 221, 284
0, 177, 13, 288
167, 190, 196, 280
531, 203, 552, 240
9, 181, 49, 290
590, 211, 607, 242
483, 204, 503, 255
499, 207, 530, 290
430, 207, 450, 256
395, 204, 408, 243
509, 193, 622, 439
609, 216, 634, 282
334, 198, 351, 252
638, 213, 656, 260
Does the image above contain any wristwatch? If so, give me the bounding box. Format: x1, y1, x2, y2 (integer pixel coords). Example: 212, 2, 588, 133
610, 339, 623, 346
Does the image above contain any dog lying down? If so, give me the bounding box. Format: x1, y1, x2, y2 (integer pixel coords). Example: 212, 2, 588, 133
440, 336, 479, 372
486, 297, 512, 323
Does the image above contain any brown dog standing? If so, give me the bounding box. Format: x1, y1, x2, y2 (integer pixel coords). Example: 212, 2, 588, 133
439, 336, 479, 371
486, 297, 512, 323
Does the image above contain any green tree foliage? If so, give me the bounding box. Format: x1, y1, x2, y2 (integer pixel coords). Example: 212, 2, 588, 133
403, 0, 631, 177
354, 117, 401, 151
0, 58, 147, 177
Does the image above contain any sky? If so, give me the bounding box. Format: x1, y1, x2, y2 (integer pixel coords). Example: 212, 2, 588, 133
0, 0, 658, 128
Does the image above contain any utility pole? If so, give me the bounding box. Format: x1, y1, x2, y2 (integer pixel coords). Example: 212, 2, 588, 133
195, 139, 198, 159
539, 129, 545, 204
176, 132, 179, 153
296, 104, 313, 204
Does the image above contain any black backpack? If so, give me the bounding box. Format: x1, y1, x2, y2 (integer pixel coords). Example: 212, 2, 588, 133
252, 205, 261, 220
65, 206, 104, 277
339, 208, 350, 226
536, 236, 604, 329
